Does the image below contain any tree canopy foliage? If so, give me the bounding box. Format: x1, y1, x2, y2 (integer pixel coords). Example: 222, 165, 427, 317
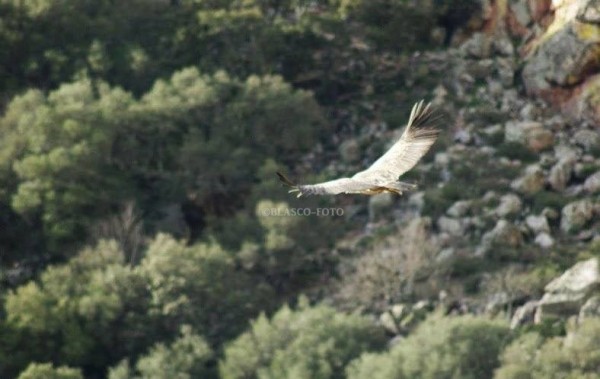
16, 363, 83, 379
494, 319, 600, 379
346, 315, 510, 379
219, 298, 385, 379
0, 67, 325, 258
3, 236, 273, 377
108, 325, 214, 379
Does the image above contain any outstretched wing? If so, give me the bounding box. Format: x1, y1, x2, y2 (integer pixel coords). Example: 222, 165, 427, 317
352, 100, 439, 184
277, 172, 373, 197
276, 100, 439, 197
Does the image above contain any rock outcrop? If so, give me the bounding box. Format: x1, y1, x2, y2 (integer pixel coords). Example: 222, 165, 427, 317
520, 0, 600, 123
508, 258, 600, 328
536, 258, 600, 322
560, 199, 595, 232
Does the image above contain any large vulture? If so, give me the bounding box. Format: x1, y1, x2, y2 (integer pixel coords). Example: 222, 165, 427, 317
278, 100, 439, 197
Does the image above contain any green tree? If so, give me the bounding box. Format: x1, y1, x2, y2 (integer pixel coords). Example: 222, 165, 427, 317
0, 80, 137, 251
0, 0, 204, 94
139, 234, 275, 345
16, 363, 83, 379
347, 315, 510, 379
3, 234, 274, 376
191, 0, 334, 80
250, 199, 342, 290
0, 0, 351, 98
108, 325, 214, 379
164, 68, 326, 211
0, 66, 326, 260
339, 0, 481, 49
219, 297, 385, 379
339, 0, 437, 50
5, 240, 155, 373
0, 318, 35, 378
495, 319, 600, 379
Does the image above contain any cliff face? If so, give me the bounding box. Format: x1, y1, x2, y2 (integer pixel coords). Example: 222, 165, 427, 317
481, 0, 600, 123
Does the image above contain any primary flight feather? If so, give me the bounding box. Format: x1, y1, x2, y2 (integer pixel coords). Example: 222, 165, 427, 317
278, 100, 439, 197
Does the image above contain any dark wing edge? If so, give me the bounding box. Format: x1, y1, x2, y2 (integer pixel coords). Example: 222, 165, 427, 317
277, 171, 304, 197
276, 171, 297, 187
404, 100, 440, 141
353, 100, 440, 183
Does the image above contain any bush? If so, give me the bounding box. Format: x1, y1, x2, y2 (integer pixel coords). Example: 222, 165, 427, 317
5, 240, 155, 373
335, 218, 437, 310
481, 264, 560, 305
528, 191, 569, 214
219, 297, 385, 379
108, 325, 214, 379
0, 319, 34, 378
250, 199, 344, 290
139, 234, 275, 345
347, 315, 510, 379
4, 234, 275, 374
493, 333, 544, 379
340, 0, 438, 51
496, 142, 538, 162
495, 319, 600, 379
17, 363, 82, 379
422, 184, 463, 219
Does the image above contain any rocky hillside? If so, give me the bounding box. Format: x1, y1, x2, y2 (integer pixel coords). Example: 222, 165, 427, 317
328, 0, 600, 334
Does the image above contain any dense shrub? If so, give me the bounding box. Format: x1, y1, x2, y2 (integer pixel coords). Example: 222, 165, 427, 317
5, 241, 155, 374
335, 218, 437, 310
495, 319, 600, 379
16, 363, 83, 379
496, 142, 538, 162
219, 298, 385, 379
108, 325, 214, 379
339, 0, 437, 50
138, 234, 275, 345
4, 235, 274, 375
347, 315, 510, 379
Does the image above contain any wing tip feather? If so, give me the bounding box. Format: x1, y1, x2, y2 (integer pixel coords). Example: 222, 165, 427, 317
408, 100, 434, 128
277, 172, 297, 188
405, 100, 440, 142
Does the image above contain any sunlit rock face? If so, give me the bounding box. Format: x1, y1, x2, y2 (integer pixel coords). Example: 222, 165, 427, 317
535, 258, 600, 322
518, 0, 600, 123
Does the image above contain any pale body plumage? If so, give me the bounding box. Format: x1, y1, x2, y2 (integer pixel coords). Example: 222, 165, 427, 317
277, 100, 439, 197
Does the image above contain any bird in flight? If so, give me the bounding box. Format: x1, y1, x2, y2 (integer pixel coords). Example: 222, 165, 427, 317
277, 100, 439, 197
